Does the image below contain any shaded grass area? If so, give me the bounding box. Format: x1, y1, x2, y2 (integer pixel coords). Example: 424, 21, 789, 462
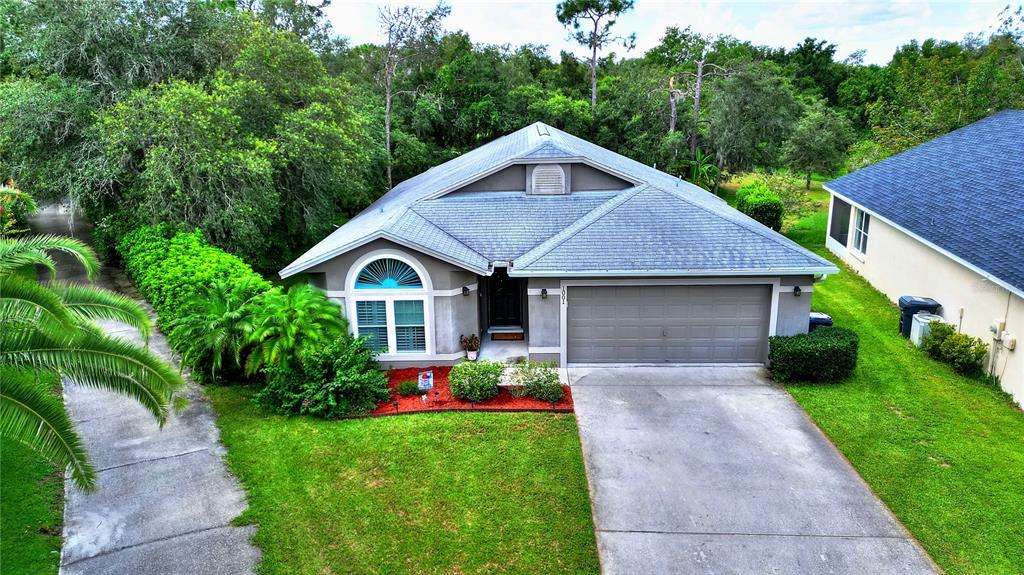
207, 386, 600, 575
785, 208, 1024, 574
1, 438, 63, 575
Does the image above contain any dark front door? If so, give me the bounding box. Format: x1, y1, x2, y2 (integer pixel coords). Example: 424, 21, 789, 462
488, 269, 523, 326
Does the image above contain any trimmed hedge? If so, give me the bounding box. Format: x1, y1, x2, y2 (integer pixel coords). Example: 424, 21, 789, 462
116, 225, 271, 328
768, 326, 859, 383
736, 181, 784, 231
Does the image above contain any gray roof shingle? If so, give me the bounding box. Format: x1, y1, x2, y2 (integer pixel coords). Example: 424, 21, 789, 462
280, 122, 837, 278
826, 109, 1024, 294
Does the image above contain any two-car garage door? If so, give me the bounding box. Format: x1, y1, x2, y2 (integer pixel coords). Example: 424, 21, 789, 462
566, 284, 772, 364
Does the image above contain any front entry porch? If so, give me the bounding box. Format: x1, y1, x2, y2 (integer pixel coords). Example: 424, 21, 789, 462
478, 267, 528, 362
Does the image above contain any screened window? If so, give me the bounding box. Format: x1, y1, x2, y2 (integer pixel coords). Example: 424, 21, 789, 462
829, 198, 851, 246
356, 300, 388, 352
853, 209, 870, 254
394, 300, 426, 352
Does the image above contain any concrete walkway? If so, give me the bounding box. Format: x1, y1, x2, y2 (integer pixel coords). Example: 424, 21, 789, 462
31, 206, 260, 575
569, 366, 937, 575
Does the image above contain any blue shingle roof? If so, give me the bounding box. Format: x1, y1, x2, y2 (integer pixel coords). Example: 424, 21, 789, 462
280, 122, 836, 278
826, 109, 1024, 295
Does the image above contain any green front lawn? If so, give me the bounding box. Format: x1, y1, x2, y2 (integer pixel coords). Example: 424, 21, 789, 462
1, 438, 63, 575
785, 209, 1024, 574
207, 386, 599, 575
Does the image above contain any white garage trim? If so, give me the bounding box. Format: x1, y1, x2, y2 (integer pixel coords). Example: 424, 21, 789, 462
558, 277, 781, 366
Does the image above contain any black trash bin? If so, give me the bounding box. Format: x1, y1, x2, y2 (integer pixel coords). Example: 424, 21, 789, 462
809, 312, 833, 332
898, 296, 941, 338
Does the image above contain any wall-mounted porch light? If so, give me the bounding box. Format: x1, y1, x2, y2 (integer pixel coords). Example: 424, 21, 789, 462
541, 288, 548, 299
462, 286, 470, 296
793, 286, 802, 297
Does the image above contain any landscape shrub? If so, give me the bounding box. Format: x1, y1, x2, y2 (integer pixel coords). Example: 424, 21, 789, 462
116, 225, 271, 329
736, 182, 784, 231
920, 322, 956, 360
397, 380, 420, 396
509, 361, 564, 403
254, 335, 390, 418
768, 326, 859, 383
449, 360, 503, 403
939, 333, 988, 376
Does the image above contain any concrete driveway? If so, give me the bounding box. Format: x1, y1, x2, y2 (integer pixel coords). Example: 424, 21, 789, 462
570, 366, 937, 575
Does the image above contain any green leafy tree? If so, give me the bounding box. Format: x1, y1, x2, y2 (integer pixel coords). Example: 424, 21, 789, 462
556, 0, 636, 110
706, 63, 801, 172
1, 235, 185, 491
681, 147, 721, 191
0, 182, 39, 237
783, 99, 854, 188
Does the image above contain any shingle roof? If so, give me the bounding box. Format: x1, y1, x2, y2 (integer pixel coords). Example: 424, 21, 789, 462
280, 122, 837, 278
826, 109, 1024, 295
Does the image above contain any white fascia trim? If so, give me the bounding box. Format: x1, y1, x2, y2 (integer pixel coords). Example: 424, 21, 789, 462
526, 288, 556, 296
280, 231, 489, 279
510, 267, 837, 278
436, 284, 478, 297
825, 186, 1024, 299
568, 362, 765, 368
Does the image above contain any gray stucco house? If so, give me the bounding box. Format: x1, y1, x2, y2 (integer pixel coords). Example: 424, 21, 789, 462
280, 122, 837, 367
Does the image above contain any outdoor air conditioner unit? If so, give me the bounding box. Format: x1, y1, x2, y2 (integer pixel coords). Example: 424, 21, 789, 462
910, 313, 944, 346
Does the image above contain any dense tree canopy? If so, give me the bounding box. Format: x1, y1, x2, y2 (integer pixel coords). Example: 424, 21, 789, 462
1, 0, 1021, 270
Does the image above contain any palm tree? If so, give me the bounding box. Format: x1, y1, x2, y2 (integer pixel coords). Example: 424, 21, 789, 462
168, 281, 259, 382
1, 234, 185, 491
246, 284, 345, 376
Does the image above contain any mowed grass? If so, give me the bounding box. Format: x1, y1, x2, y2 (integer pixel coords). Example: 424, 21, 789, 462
1, 438, 63, 575
206, 386, 600, 575
785, 208, 1024, 574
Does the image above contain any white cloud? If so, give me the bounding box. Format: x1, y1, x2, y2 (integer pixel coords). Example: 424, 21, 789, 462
324, 0, 1009, 65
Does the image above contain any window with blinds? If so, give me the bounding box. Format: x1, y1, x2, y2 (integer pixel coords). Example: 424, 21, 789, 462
394, 300, 426, 352
356, 300, 388, 352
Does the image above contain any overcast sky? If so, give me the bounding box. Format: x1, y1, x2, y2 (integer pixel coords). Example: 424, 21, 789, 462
324, 1, 1009, 65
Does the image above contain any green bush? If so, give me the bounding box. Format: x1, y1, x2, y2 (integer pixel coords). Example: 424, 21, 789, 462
769, 326, 859, 383
510, 361, 564, 403
736, 183, 784, 231
939, 333, 988, 376
117, 225, 271, 329
920, 322, 956, 360
449, 360, 503, 403
254, 335, 390, 418
397, 380, 420, 396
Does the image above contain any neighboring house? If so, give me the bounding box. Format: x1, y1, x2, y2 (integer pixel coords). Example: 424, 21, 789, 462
281, 122, 836, 367
825, 109, 1024, 405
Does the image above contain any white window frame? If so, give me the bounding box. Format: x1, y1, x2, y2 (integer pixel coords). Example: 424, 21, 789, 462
852, 208, 870, 256
346, 249, 434, 358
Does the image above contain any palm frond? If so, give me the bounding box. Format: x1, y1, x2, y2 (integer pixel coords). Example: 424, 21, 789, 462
0, 235, 99, 279
0, 276, 77, 340
0, 330, 185, 425
0, 367, 97, 491
49, 281, 152, 343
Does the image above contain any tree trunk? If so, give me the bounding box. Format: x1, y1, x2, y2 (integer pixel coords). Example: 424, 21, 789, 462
668, 90, 677, 133
384, 79, 393, 191
805, 172, 811, 190
689, 60, 704, 159
590, 43, 598, 110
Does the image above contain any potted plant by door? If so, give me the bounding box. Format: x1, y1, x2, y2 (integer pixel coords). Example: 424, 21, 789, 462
461, 333, 481, 360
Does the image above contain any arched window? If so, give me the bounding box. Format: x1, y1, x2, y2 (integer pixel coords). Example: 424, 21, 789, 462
350, 256, 428, 355
355, 258, 423, 289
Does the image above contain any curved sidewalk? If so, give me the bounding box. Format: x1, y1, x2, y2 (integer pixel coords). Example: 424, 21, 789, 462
32, 207, 260, 575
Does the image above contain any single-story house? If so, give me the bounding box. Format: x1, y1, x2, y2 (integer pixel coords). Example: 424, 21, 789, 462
825, 109, 1023, 405
281, 122, 837, 367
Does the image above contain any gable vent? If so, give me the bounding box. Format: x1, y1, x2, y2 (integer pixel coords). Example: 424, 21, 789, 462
531, 164, 566, 195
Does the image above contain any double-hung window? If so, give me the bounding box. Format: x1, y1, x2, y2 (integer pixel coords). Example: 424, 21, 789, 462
852, 209, 870, 254
351, 257, 428, 355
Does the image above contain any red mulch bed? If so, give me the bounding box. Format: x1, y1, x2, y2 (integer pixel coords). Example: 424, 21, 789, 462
371, 366, 574, 416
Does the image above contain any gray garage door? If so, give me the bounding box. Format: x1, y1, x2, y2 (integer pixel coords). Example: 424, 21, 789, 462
567, 284, 771, 364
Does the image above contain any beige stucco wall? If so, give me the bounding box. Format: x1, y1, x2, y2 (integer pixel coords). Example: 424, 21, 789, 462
827, 194, 1023, 405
